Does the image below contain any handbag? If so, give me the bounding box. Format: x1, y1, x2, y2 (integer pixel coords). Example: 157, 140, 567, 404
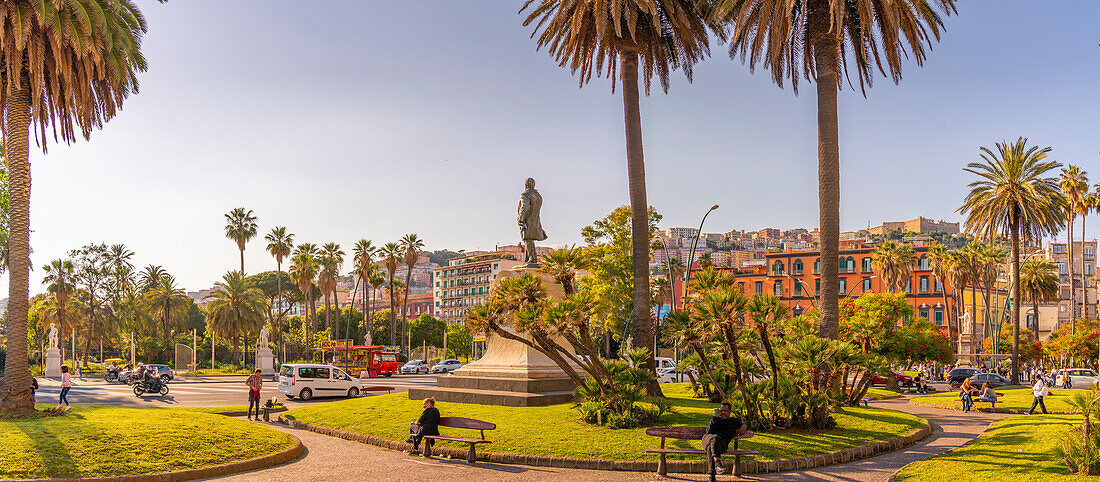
409, 422, 423, 436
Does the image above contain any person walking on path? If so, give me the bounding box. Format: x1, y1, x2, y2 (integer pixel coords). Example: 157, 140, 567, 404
703, 402, 749, 481
405, 398, 440, 454
1028, 375, 1050, 415
246, 369, 263, 421
57, 366, 72, 411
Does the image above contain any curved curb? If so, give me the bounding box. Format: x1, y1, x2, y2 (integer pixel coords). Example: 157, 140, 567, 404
908, 400, 1080, 415
210, 406, 289, 417
864, 394, 904, 401
16, 437, 304, 482
278, 414, 931, 475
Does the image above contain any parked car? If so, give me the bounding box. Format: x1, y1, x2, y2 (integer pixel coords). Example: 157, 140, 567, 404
278, 364, 362, 400
146, 364, 175, 383
969, 372, 1011, 388
657, 368, 697, 384
431, 360, 464, 373
948, 367, 980, 387
870, 372, 913, 387
401, 359, 430, 375
654, 357, 677, 372
1054, 368, 1100, 389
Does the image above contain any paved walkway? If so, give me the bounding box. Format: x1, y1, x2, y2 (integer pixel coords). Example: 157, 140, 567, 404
214, 393, 1009, 481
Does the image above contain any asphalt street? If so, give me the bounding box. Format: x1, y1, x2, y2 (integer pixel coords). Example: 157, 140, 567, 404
33, 373, 442, 409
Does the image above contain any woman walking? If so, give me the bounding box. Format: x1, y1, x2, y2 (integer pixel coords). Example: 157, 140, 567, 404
57, 366, 72, 411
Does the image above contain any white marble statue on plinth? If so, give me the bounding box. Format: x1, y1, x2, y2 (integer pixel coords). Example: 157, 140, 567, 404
45, 322, 62, 377
255, 326, 274, 376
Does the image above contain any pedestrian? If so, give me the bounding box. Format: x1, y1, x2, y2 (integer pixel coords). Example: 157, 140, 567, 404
57, 366, 72, 411
1028, 375, 1049, 415
30, 377, 38, 403
405, 398, 440, 454
702, 402, 749, 480
246, 369, 263, 421
1063, 371, 1073, 390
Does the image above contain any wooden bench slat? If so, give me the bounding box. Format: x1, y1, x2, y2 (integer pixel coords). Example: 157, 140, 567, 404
361, 386, 395, 392
726, 449, 759, 455
645, 448, 706, 454
423, 435, 491, 444
439, 416, 497, 431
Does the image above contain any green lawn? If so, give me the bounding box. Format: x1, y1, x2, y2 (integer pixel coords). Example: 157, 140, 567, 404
283, 383, 926, 461
896, 415, 1084, 481
911, 388, 1080, 413
0, 405, 295, 479
864, 387, 901, 398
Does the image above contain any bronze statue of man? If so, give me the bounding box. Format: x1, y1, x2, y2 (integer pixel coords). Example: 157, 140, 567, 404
518, 178, 547, 266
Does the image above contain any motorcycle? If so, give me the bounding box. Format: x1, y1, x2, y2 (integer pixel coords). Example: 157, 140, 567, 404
104, 370, 120, 383
133, 378, 169, 397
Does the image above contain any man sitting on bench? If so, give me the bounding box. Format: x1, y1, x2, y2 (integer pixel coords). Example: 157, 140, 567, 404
405, 398, 440, 453
704, 402, 749, 475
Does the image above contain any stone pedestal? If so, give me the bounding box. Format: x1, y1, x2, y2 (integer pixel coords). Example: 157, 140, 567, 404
44, 348, 62, 378
255, 347, 274, 376
409, 268, 580, 407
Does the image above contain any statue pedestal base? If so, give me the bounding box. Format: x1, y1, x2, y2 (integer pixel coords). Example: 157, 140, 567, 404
44, 348, 62, 378
409, 268, 580, 407
255, 348, 274, 376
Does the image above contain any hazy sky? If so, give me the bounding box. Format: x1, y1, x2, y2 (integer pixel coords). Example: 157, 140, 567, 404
12, 1, 1100, 295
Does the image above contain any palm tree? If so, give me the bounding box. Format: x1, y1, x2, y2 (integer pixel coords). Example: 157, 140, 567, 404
946, 250, 972, 355
522, 0, 710, 396
745, 294, 789, 401
289, 250, 318, 347
42, 259, 76, 357
693, 287, 753, 416
709, 0, 956, 340
138, 265, 167, 292
1060, 166, 1088, 323
367, 266, 386, 342
224, 207, 258, 273
0, 0, 154, 415
205, 270, 268, 367
1076, 185, 1098, 320
959, 138, 1065, 384
265, 227, 294, 355
321, 242, 345, 340
144, 272, 190, 342
399, 234, 424, 354
353, 240, 377, 340
380, 242, 403, 346
1019, 257, 1060, 341
927, 245, 952, 330
872, 241, 916, 292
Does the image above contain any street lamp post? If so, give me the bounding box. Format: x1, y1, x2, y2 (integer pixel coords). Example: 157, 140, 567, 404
683, 205, 719, 305
845, 276, 876, 298
786, 274, 818, 308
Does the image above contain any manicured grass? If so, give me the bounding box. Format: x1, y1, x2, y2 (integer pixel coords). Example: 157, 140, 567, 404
283, 383, 926, 461
896, 415, 1083, 481
864, 387, 901, 398
911, 387, 1080, 413
0, 405, 295, 479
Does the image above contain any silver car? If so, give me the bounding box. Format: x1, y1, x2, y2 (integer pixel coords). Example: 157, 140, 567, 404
431, 360, 464, 373
401, 360, 430, 374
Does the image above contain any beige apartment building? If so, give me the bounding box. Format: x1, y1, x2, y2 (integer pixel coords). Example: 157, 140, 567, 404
1045, 239, 1097, 324
433, 252, 523, 323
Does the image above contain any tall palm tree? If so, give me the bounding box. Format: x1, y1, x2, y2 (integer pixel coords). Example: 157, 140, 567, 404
380, 242, 403, 346
205, 270, 268, 367
265, 227, 294, 355
144, 273, 190, 341
321, 242, 345, 341
927, 245, 952, 327
224, 207, 258, 273
368, 266, 386, 342
522, 0, 711, 396
709, 0, 956, 341
138, 264, 167, 292
289, 250, 318, 347
399, 234, 424, 354
0, 0, 154, 415
959, 138, 1065, 384
295, 243, 320, 339
1019, 257, 1060, 341
353, 239, 377, 339
946, 250, 972, 355
1060, 166, 1088, 324
1076, 186, 1098, 320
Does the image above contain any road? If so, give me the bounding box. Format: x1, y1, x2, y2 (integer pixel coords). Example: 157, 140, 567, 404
33, 373, 442, 409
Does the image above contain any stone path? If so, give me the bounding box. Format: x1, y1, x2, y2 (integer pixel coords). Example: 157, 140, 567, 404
213, 393, 1008, 481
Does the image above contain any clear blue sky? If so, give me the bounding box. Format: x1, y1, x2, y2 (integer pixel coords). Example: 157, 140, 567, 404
15, 0, 1100, 294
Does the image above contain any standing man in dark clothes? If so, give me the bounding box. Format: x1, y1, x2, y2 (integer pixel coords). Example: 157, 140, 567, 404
703, 402, 748, 479
406, 397, 441, 453
245, 369, 263, 421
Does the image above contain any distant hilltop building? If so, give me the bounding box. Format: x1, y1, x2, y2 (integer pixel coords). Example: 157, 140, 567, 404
867, 217, 959, 236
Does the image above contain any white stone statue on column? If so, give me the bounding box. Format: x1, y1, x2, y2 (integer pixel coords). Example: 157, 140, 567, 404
364, 330, 373, 346
255, 326, 274, 376
45, 322, 63, 377
259, 326, 270, 346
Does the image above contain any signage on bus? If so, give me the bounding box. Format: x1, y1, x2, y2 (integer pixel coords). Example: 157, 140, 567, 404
320, 339, 352, 349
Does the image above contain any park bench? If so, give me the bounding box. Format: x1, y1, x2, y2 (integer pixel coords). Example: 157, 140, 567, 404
957, 391, 1003, 411
360, 386, 396, 395
420, 416, 496, 463
644, 426, 757, 478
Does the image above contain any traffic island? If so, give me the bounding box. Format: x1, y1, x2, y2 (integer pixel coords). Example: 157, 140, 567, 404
0, 405, 300, 480
281, 383, 930, 474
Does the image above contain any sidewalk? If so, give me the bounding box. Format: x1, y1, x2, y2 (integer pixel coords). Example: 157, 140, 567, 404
35, 374, 250, 385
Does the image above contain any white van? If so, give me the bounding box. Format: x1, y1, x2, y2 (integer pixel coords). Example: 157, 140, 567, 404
654, 357, 677, 371
278, 364, 362, 400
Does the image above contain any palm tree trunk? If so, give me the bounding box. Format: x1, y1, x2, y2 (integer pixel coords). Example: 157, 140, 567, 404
240, 248, 246, 274
1010, 214, 1021, 385
388, 277, 397, 346
1033, 297, 1041, 343
402, 264, 414, 355
1082, 215, 1089, 320
362, 276, 369, 343
324, 292, 332, 336
971, 280, 978, 360
276, 262, 284, 361
0, 82, 34, 414
620, 51, 661, 398
1069, 216, 1076, 331
813, 27, 841, 342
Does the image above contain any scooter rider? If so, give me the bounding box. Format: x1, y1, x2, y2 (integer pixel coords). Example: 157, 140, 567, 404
141, 365, 162, 392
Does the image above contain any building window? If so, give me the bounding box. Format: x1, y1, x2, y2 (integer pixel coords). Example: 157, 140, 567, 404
847, 257, 856, 273
814, 258, 820, 274
862, 257, 872, 273
1053, 244, 1066, 254
774, 280, 783, 297
772, 260, 785, 276
919, 306, 929, 319
1059, 262, 1068, 275
792, 259, 804, 275
934, 309, 944, 326
918, 255, 929, 271
934, 279, 943, 292
1087, 263, 1094, 276
755, 281, 763, 295
794, 281, 802, 296
738, 282, 745, 293
1086, 247, 1095, 257
815, 278, 821, 295
905, 279, 912, 293
839, 278, 847, 295
919, 276, 929, 294
863, 277, 872, 291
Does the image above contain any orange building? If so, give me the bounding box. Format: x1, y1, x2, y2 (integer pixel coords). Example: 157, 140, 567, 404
726, 239, 960, 335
